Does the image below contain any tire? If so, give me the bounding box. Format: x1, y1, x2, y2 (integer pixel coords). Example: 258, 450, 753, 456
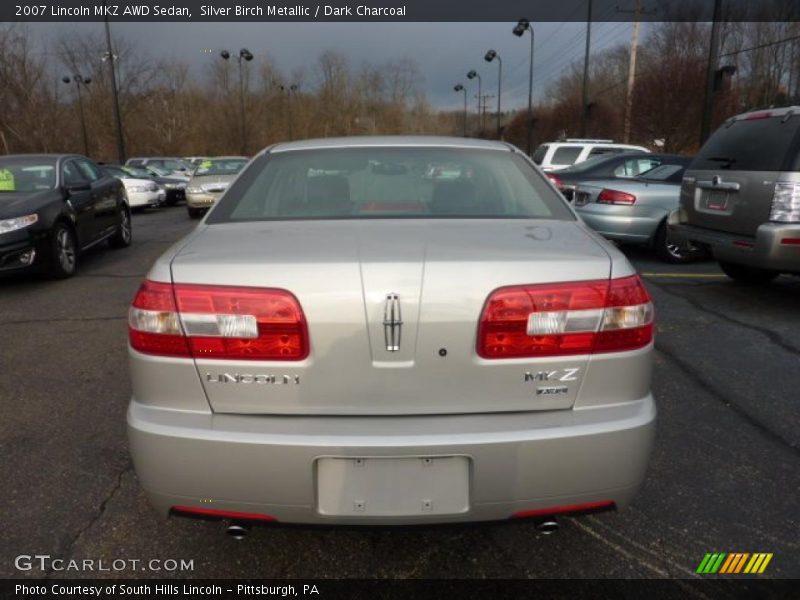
718, 261, 779, 284
49, 222, 78, 279
653, 222, 702, 264
187, 207, 204, 219
110, 205, 132, 248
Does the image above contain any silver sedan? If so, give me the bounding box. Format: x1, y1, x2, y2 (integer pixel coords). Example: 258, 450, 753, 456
127, 137, 656, 530
572, 161, 701, 263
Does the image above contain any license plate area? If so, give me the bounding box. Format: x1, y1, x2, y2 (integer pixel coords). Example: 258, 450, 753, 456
316, 456, 470, 517
699, 190, 732, 213
574, 191, 590, 206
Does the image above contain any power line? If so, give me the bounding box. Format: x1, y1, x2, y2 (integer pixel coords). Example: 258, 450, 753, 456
720, 33, 800, 58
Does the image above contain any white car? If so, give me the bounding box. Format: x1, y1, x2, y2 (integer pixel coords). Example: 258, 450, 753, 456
102, 165, 164, 209
533, 140, 650, 172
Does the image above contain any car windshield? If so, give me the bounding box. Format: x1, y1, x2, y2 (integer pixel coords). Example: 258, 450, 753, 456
103, 166, 129, 178
208, 147, 574, 223
636, 164, 686, 182
123, 166, 154, 178
0, 157, 57, 193
194, 158, 248, 177
156, 159, 188, 172
558, 154, 628, 174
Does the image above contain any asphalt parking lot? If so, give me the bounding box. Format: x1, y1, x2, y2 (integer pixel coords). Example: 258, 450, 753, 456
1, 207, 798, 583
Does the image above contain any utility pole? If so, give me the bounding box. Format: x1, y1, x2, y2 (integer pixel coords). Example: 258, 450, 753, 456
103, 0, 125, 164
700, 0, 723, 144
620, 0, 643, 143
477, 94, 494, 131
580, 0, 593, 138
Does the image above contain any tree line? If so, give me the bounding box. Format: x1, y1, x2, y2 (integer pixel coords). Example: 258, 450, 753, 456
1, 21, 799, 160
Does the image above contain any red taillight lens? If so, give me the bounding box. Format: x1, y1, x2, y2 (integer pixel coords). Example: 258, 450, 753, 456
129, 281, 309, 360
546, 174, 564, 189
476, 276, 654, 359
597, 189, 637, 205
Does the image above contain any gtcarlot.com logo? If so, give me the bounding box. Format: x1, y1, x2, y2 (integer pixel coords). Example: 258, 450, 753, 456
696, 552, 773, 574
14, 554, 194, 573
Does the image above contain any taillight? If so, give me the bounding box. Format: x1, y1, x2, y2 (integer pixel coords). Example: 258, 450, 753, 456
597, 188, 636, 205
477, 275, 654, 358
546, 174, 564, 189
770, 183, 800, 222
129, 280, 309, 360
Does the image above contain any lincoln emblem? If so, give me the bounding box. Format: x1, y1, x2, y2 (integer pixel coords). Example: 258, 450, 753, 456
383, 293, 403, 352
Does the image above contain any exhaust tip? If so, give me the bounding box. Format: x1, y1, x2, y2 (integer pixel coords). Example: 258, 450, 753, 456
535, 519, 559, 535
226, 523, 250, 540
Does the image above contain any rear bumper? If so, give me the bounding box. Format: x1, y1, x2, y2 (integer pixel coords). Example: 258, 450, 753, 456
576, 204, 664, 244
128, 395, 656, 525
671, 222, 800, 272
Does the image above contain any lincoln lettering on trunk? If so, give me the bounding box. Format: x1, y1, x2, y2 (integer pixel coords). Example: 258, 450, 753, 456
205, 373, 300, 385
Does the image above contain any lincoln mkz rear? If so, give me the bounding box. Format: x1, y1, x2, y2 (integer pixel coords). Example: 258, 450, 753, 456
127, 137, 656, 530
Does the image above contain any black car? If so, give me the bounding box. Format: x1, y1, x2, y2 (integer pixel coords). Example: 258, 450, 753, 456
546, 152, 690, 201
0, 154, 131, 278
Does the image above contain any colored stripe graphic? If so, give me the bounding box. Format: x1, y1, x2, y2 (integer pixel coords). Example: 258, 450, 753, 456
698, 552, 773, 574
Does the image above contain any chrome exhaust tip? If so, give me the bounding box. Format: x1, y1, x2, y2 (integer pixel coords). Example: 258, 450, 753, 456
226, 523, 250, 540
535, 519, 559, 535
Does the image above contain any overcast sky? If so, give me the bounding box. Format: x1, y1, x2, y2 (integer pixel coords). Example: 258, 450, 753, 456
28, 21, 637, 110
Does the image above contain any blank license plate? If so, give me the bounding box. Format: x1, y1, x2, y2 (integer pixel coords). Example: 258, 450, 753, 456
316, 456, 470, 517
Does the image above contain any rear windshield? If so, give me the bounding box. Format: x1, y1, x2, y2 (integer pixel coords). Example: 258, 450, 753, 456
692, 115, 800, 171
207, 147, 574, 223
550, 146, 582, 166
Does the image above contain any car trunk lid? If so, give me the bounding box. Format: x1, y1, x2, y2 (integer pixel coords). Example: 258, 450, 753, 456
170, 219, 613, 416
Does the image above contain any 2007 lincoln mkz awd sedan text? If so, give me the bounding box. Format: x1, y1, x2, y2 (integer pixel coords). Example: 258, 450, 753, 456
127, 137, 656, 527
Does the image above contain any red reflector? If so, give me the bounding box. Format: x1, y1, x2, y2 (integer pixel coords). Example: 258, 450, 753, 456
171, 505, 276, 522
477, 276, 653, 359
745, 111, 772, 120
781, 238, 800, 245
511, 500, 616, 519
733, 240, 754, 248
597, 188, 636, 205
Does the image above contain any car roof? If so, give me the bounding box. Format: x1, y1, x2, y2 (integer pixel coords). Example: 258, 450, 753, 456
269, 136, 514, 153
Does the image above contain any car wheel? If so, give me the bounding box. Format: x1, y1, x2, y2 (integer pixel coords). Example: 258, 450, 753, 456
110, 206, 132, 248
187, 207, 203, 219
49, 222, 77, 279
654, 222, 701, 264
718, 261, 779, 284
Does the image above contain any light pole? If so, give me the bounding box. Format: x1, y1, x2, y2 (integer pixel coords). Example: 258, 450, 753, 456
280, 84, 298, 140
485, 49, 503, 138
513, 18, 535, 155
454, 84, 467, 137
466, 69, 482, 130
62, 74, 91, 156
102, 0, 125, 163
221, 48, 254, 154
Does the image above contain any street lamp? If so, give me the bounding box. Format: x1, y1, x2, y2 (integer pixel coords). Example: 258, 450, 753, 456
484, 49, 503, 138
280, 84, 299, 141
513, 18, 535, 155
454, 84, 467, 137
221, 48, 254, 154
62, 74, 91, 156
466, 69, 482, 130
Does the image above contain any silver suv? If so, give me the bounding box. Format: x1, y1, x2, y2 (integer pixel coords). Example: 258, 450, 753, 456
672, 107, 800, 283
